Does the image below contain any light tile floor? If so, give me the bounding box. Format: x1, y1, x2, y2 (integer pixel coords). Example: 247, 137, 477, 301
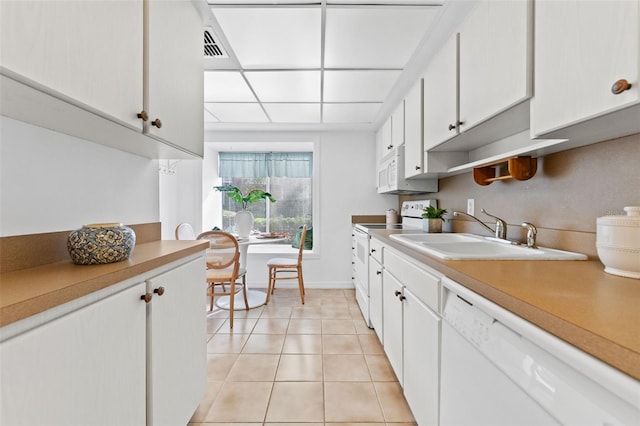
189, 288, 416, 426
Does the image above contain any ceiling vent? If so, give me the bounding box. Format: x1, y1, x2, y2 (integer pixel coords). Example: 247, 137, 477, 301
204, 27, 228, 58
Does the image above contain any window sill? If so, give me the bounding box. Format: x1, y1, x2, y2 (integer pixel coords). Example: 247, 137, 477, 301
247, 244, 316, 257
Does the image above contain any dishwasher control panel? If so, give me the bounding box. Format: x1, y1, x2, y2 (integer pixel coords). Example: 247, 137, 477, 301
443, 291, 493, 349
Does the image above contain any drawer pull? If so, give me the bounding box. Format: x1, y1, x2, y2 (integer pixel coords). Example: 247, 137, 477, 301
154, 286, 165, 296
611, 79, 632, 94
371, 248, 376, 253
394, 290, 401, 297
151, 118, 162, 128
448, 123, 456, 131
140, 293, 152, 303
377, 270, 382, 275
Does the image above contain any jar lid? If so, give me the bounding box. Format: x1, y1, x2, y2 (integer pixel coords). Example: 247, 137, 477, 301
597, 207, 640, 226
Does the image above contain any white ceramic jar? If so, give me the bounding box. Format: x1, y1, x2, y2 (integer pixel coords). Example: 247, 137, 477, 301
596, 207, 640, 279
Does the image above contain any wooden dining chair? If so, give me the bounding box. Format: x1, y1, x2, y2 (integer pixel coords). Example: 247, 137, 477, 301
265, 225, 307, 305
175, 223, 196, 240
197, 231, 248, 328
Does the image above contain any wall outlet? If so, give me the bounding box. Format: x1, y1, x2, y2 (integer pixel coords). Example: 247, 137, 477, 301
467, 198, 475, 216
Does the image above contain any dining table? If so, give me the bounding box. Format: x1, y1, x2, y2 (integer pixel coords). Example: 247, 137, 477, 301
212, 235, 286, 310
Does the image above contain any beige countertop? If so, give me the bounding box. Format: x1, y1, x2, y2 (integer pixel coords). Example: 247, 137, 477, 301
371, 229, 640, 381
0, 240, 209, 327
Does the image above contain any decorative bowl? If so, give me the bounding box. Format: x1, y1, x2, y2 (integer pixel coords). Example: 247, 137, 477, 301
67, 223, 136, 265
596, 207, 640, 279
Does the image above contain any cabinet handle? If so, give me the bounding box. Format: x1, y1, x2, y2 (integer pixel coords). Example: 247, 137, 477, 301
611, 79, 632, 94
387, 144, 394, 150
371, 249, 376, 253
394, 290, 401, 296
415, 165, 421, 170
154, 286, 165, 296
137, 110, 148, 122
151, 118, 162, 128
140, 293, 152, 303
399, 295, 406, 301
448, 123, 456, 131
376, 270, 382, 275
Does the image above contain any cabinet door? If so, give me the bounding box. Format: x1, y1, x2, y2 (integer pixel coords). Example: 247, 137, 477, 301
382, 271, 404, 385
0, 283, 147, 425
391, 101, 405, 148
378, 117, 393, 160
147, 257, 207, 426
369, 257, 384, 343
147, 0, 204, 157
404, 79, 424, 178
459, 0, 531, 131
403, 288, 440, 426
531, 0, 639, 136
0, 0, 143, 129
423, 33, 458, 150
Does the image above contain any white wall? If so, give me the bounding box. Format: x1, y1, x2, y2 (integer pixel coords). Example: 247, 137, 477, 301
0, 117, 159, 236
158, 159, 203, 239
202, 130, 398, 288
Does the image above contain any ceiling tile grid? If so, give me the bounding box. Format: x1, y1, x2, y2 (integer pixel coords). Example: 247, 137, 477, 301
205, 1, 443, 128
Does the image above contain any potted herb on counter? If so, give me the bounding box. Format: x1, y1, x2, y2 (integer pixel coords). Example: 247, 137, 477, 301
422, 205, 447, 233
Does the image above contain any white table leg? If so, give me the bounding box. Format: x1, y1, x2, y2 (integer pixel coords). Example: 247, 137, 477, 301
215, 242, 267, 310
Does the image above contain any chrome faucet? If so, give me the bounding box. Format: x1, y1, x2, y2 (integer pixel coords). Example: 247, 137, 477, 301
521, 222, 537, 248
453, 209, 507, 240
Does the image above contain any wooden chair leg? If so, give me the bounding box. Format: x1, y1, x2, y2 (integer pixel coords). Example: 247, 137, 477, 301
208, 283, 214, 312
265, 267, 273, 305
297, 266, 305, 304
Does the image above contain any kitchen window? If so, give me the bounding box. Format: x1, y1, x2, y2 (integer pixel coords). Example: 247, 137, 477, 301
218, 151, 313, 245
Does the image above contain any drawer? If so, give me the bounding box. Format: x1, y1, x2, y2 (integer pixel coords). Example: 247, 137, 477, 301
370, 238, 384, 264
384, 247, 440, 313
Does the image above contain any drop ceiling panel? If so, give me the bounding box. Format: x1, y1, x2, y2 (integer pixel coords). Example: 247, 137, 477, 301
205, 103, 269, 122
212, 7, 321, 69
325, 6, 440, 68
263, 103, 321, 123
204, 71, 256, 102
204, 107, 219, 123
323, 103, 382, 123
245, 71, 321, 102
324, 70, 401, 102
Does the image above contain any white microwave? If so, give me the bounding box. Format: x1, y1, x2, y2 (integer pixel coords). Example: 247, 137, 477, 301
377, 145, 438, 194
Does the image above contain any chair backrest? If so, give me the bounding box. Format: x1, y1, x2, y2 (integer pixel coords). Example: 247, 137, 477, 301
197, 231, 239, 270
175, 223, 196, 240
296, 225, 307, 264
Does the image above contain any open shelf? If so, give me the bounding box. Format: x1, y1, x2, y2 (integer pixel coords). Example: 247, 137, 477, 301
472, 156, 537, 186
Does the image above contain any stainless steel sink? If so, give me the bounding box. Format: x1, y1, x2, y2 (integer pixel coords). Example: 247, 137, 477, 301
390, 233, 588, 260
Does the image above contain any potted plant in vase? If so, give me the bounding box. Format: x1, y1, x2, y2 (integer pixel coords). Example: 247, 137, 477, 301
422, 205, 447, 233
214, 185, 276, 238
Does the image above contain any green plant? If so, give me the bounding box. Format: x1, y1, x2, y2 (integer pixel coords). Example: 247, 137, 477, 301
214, 185, 276, 209
422, 205, 447, 221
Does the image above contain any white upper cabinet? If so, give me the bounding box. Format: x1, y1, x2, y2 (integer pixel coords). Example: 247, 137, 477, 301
146, 0, 203, 155
0, 1, 143, 130
377, 116, 393, 161
391, 101, 405, 148
458, 0, 532, 132
531, 0, 639, 143
423, 33, 458, 150
404, 79, 424, 178
422, 0, 532, 155
0, 0, 204, 159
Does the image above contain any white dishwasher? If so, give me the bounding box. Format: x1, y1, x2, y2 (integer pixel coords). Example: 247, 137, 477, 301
440, 278, 640, 426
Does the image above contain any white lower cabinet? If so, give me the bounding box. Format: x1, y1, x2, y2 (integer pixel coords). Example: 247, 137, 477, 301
0, 283, 147, 425
0, 255, 206, 426
382, 271, 404, 384
146, 257, 207, 426
369, 253, 384, 343
380, 244, 442, 426
403, 287, 440, 426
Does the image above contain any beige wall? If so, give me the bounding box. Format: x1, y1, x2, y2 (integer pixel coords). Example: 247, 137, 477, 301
402, 133, 640, 258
